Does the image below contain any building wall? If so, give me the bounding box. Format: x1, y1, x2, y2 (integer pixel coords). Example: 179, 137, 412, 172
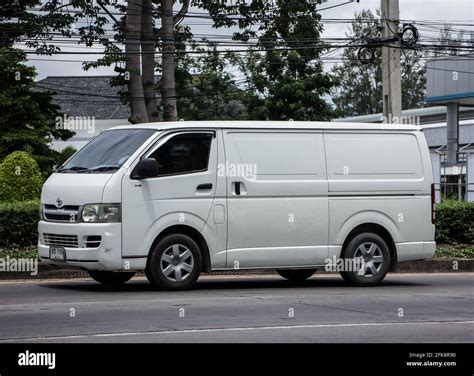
422, 121, 474, 148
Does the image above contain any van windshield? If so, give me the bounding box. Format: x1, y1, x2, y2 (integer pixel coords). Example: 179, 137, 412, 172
58, 129, 156, 173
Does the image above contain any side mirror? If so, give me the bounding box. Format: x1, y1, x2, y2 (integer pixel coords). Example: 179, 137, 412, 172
130, 158, 159, 180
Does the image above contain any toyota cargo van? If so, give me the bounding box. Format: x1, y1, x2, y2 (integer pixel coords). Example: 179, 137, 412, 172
38, 121, 436, 290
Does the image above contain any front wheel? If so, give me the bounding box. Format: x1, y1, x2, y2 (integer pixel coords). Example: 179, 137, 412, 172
88, 271, 135, 286
340, 233, 390, 287
147, 234, 202, 291
276, 269, 316, 282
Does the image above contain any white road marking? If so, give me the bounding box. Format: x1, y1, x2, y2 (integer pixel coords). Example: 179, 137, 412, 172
2, 320, 473, 342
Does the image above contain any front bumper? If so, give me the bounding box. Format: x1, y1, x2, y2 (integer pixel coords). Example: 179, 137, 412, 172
38, 220, 124, 271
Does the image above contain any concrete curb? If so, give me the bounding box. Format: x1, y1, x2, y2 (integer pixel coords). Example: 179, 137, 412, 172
0, 259, 472, 280
394, 258, 473, 273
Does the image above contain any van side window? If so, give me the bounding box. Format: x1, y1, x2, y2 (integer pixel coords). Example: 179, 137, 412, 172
149, 133, 212, 176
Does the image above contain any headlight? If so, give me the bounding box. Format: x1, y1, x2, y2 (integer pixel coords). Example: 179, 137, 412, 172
39, 204, 43, 220
81, 204, 121, 223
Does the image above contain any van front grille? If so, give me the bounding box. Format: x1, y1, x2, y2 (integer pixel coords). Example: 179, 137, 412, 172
43, 233, 79, 248
43, 205, 80, 223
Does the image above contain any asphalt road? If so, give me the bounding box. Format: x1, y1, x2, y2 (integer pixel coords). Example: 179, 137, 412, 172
0, 273, 472, 343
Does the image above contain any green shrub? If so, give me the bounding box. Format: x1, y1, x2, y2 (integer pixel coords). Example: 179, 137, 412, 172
436, 200, 474, 244
435, 245, 474, 259
0, 151, 43, 202
0, 247, 38, 260
0, 200, 39, 247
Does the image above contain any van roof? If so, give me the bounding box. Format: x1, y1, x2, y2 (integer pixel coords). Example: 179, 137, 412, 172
109, 121, 421, 132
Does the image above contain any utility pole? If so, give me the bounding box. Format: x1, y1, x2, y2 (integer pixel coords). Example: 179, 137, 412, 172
381, 0, 402, 122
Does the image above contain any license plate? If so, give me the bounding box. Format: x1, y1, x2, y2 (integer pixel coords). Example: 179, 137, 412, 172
49, 247, 66, 261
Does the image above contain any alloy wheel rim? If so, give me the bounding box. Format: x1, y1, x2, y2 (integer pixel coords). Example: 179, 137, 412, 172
354, 242, 384, 278
160, 244, 194, 282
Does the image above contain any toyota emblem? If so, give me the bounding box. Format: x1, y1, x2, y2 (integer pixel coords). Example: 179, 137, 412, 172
56, 197, 63, 208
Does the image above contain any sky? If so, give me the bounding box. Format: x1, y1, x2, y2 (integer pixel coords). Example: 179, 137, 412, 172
28, 0, 474, 80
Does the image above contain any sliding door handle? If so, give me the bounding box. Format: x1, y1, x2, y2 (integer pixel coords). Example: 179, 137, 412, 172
196, 183, 213, 191
235, 182, 241, 195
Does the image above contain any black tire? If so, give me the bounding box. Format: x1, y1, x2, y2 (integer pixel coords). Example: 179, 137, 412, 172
145, 265, 154, 284
340, 232, 390, 287
276, 269, 316, 282
147, 234, 202, 291
88, 270, 135, 286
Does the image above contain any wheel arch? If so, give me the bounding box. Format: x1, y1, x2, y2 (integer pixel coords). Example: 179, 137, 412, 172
341, 223, 398, 271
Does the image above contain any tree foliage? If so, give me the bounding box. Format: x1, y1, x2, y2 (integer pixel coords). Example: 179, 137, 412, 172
206, 0, 335, 120
30, 0, 335, 122
4, 1, 338, 124
0, 48, 73, 175
1, 0, 74, 175
177, 41, 247, 120
56, 146, 77, 167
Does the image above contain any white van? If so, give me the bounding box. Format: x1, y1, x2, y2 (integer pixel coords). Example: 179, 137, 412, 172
39, 122, 436, 290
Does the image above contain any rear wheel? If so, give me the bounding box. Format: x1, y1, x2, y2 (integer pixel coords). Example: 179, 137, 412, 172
340, 232, 390, 287
88, 271, 135, 286
276, 269, 316, 282
147, 234, 202, 291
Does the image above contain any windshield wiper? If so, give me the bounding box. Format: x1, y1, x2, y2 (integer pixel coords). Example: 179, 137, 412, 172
57, 165, 120, 173
84, 165, 121, 173
57, 166, 89, 173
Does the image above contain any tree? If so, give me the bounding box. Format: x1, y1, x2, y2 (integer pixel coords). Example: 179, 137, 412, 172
176, 41, 247, 120
22, 1, 335, 123
1, 0, 75, 53
74, 0, 195, 123
74, 0, 335, 122
331, 9, 426, 117
401, 47, 426, 111
0, 0, 73, 175
0, 48, 73, 175
121, 0, 189, 122
124, 0, 149, 123
207, 0, 334, 120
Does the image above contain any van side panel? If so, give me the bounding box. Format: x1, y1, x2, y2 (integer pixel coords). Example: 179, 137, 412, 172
223, 131, 329, 268
328, 196, 434, 261
325, 131, 435, 262
325, 132, 425, 193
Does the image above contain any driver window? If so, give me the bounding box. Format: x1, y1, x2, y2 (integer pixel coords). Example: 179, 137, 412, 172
149, 133, 212, 176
